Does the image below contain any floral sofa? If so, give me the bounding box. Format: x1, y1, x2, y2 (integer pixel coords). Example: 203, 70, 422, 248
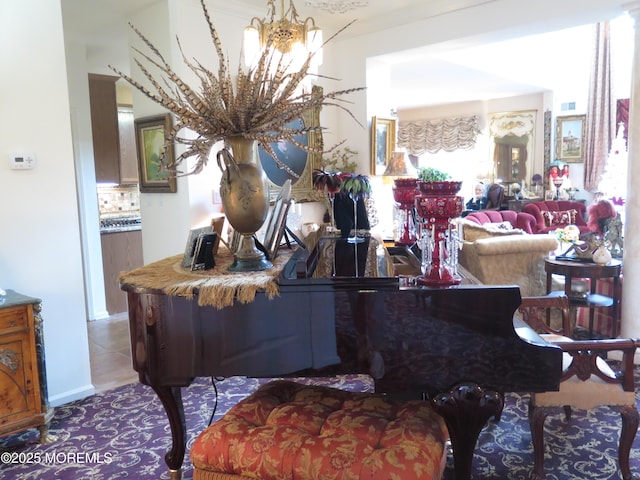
458, 213, 558, 296
522, 200, 589, 234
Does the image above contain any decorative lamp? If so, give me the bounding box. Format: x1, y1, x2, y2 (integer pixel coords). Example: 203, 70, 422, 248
547, 158, 567, 198
383, 151, 418, 177
244, 0, 323, 73
553, 176, 564, 200
385, 151, 418, 246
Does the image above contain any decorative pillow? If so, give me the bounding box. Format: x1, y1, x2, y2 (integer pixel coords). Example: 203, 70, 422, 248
541, 209, 578, 227
483, 221, 514, 232
458, 219, 525, 242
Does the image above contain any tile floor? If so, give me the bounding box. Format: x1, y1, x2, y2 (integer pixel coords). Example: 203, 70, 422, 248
88, 313, 138, 393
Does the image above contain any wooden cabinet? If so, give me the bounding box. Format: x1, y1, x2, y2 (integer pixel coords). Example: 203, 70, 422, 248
0, 291, 52, 441
118, 106, 138, 184
101, 230, 144, 314
89, 74, 139, 184
89, 74, 121, 183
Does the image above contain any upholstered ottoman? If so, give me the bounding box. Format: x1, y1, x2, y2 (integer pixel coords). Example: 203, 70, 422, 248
191, 380, 449, 480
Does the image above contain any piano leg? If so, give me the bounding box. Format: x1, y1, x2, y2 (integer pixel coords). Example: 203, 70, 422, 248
152, 385, 186, 480
432, 383, 504, 480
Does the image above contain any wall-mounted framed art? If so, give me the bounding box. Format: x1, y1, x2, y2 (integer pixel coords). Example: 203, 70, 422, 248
134, 114, 177, 193
556, 114, 586, 163
370, 116, 396, 176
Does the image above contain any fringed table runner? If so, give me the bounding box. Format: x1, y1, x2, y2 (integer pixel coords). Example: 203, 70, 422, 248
119, 247, 294, 309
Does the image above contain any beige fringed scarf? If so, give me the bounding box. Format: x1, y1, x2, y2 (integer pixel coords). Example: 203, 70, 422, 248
119, 247, 294, 309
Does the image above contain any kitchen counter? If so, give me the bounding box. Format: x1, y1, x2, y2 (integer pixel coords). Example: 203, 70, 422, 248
100, 216, 142, 234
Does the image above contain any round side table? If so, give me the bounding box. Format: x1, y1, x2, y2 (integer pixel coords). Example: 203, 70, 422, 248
544, 257, 622, 338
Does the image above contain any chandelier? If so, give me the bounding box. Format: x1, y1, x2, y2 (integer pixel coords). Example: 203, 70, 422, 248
244, 0, 323, 70
305, 0, 369, 14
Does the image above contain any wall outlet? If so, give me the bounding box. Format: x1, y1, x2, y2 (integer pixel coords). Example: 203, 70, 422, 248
212, 189, 222, 204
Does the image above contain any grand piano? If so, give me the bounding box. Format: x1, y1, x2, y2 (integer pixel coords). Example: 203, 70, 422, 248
120, 233, 562, 480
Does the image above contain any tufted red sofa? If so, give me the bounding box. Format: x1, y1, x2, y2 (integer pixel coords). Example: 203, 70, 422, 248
522, 200, 589, 234
464, 210, 536, 234
190, 380, 449, 480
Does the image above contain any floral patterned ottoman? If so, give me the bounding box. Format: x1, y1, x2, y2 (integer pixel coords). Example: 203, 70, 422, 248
191, 380, 449, 480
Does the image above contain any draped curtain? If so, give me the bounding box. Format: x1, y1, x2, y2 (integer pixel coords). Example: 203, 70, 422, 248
397, 115, 480, 156
583, 21, 615, 191
617, 98, 629, 143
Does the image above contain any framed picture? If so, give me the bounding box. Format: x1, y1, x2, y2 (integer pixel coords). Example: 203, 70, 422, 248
226, 228, 241, 254
371, 116, 396, 176
556, 115, 586, 163
135, 114, 177, 193
211, 215, 227, 255
190, 232, 218, 271
181, 226, 213, 268
261, 180, 292, 260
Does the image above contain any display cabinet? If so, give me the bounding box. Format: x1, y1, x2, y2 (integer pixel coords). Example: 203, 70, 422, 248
0, 290, 52, 441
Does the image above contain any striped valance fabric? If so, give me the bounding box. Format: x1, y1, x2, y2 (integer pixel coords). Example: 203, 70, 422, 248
397, 115, 481, 155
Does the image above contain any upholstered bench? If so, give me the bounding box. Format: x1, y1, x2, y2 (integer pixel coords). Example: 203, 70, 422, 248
190, 380, 449, 480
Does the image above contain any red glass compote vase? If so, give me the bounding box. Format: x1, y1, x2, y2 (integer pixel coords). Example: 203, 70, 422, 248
415, 180, 464, 287
392, 178, 418, 246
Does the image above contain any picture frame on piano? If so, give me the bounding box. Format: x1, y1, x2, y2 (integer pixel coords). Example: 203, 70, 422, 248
181, 226, 213, 268
190, 232, 218, 271
261, 179, 292, 260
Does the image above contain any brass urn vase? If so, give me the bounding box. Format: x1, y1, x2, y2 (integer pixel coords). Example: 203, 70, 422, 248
217, 136, 272, 271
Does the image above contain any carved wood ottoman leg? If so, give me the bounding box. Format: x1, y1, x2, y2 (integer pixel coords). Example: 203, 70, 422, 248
528, 403, 551, 480
618, 405, 640, 480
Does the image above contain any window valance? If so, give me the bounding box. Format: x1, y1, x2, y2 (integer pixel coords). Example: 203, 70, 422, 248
397, 115, 481, 155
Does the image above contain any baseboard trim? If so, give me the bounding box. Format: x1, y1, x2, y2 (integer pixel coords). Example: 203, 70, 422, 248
48, 384, 96, 407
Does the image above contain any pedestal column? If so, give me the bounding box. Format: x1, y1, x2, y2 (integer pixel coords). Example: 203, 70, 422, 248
621, 2, 640, 340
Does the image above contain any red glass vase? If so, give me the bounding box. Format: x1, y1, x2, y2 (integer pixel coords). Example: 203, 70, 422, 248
415, 182, 464, 287
392, 178, 418, 246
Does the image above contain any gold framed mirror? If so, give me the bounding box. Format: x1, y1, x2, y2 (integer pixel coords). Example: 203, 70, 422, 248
258, 85, 325, 203
488, 110, 536, 184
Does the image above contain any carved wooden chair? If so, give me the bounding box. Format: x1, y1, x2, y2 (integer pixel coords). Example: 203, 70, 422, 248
482, 183, 504, 210
518, 295, 639, 480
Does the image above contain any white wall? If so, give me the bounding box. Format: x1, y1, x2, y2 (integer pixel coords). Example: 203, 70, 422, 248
0, 0, 93, 405
65, 38, 108, 323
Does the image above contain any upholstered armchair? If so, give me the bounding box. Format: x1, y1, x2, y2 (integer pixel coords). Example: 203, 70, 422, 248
457, 219, 557, 296
522, 200, 589, 234
518, 295, 639, 480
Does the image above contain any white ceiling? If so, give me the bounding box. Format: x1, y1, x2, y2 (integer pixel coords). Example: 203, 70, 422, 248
61, 0, 631, 110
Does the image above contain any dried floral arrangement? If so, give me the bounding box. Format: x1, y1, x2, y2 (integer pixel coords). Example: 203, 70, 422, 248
110, 0, 364, 177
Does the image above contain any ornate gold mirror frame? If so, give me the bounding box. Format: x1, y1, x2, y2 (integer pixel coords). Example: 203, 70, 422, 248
259, 85, 325, 203
488, 110, 536, 184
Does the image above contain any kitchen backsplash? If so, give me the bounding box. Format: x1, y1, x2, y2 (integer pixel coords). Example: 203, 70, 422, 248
97, 185, 140, 217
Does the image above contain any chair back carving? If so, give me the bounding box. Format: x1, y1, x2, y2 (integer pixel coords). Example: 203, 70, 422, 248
483, 183, 504, 210
518, 295, 571, 336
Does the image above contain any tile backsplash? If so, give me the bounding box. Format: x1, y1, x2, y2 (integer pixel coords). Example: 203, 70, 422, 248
97, 185, 140, 217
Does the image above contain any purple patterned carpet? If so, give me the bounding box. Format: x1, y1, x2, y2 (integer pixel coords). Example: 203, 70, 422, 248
1, 371, 640, 480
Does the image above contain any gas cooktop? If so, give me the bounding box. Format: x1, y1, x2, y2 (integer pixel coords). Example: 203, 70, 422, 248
100, 216, 142, 233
